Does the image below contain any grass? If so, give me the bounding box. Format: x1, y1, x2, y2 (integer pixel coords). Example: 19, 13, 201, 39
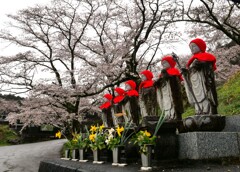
217, 71, 240, 116
0, 124, 20, 146
182, 71, 240, 118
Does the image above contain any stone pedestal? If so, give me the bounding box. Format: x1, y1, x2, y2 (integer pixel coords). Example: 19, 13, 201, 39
182, 115, 225, 132
141, 116, 178, 160
178, 132, 240, 159
223, 115, 240, 132
141, 116, 177, 134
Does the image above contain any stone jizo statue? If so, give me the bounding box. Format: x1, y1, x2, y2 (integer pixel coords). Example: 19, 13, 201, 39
99, 93, 114, 127
155, 56, 184, 121
122, 80, 140, 126
139, 70, 159, 118
112, 87, 126, 126
184, 38, 218, 115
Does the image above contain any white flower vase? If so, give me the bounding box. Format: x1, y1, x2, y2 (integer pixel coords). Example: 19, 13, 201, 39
140, 144, 153, 171
71, 149, 78, 161
61, 149, 70, 160
79, 148, 88, 162
112, 146, 122, 165
92, 149, 104, 164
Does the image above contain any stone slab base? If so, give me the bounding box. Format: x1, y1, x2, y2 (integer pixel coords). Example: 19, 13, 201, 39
223, 115, 240, 132
178, 132, 240, 159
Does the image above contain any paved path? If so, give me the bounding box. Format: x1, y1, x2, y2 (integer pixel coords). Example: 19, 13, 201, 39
0, 139, 66, 172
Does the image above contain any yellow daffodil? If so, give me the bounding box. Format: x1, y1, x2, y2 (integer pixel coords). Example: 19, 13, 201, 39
72, 139, 78, 143
144, 130, 151, 137
55, 131, 61, 139
90, 125, 97, 133
72, 131, 80, 139
89, 133, 96, 142
116, 126, 124, 136
99, 124, 105, 131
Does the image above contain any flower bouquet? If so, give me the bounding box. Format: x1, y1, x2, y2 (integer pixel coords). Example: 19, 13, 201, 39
71, 131, 90, 162
131, 112, 166, 170
86, 124, 106, 163
105, 122, 133, 166
55, 130, 73, 160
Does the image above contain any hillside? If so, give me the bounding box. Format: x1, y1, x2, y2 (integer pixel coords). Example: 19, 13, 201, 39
182, 71, 240, 118
217, 71, 240, 115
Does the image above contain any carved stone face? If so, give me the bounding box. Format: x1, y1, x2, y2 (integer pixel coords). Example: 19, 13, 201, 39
140, 74, 147, 81
104, 97, 109, 102
125, 84, 131, 91
161, 60, 170, 69
189, 42, 201, 54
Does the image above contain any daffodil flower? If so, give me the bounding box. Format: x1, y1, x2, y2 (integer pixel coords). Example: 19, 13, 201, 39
89, 133, 96, 142
55, 131, 61, 139
144, 130, 151, 137
72, 139, 78, 142
99, 124, 105, 131
116, 126, 124, 136
90, 125, 97, 133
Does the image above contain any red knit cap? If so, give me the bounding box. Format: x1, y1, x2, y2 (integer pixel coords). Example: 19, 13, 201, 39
161, 56, 176, 68
190, 38, 206, 52
125, 80, 136, 90
114, 87, 125, 96
104, 94, 113, 101
140, 70, 153, 80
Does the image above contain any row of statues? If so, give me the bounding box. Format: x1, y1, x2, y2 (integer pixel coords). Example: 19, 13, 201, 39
99, 38, 218, 128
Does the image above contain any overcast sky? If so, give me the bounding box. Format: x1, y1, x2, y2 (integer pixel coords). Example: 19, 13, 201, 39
0, 0, 51, 20
0, 0, 191, 56
0, 0, 52, 55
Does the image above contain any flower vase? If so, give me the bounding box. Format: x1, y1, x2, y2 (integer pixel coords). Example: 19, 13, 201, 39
93, 149, 99, 161
62, 149, 70, 160
112, 146, 122, 165
71, 149, 78, 161
140, 144, 153, 170
79, 149, 88, 162
92, 149, 104, 164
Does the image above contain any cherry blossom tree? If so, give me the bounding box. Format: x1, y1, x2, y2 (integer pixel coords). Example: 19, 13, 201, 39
0, 0, 179, 135
171, 0, 240, 83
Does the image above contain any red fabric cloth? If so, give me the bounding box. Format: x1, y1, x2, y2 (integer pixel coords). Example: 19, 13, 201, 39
113, 96, 125, 104
99, 93, 112, 110
104, 94, 113, 101
99, 102, 111, 110
125, 80, 136, 90
139, 80, 154, 90
161, 56, 176, 68
113, 87, 125, 104
186, 52, 217, 71
159, 68, 183, 81
125, 80, 139, 97
160, 56, 183, 81
139, 70, 154, 90
190, 38, 206, 52
141, 70, 153, 80
126, 90, 139, 97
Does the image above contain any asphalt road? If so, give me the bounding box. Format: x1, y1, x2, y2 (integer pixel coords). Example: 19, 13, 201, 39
0, 139, 66, 172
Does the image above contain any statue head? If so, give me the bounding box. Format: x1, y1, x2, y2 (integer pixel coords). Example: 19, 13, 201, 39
189, 38, 206, 54
103, 93, 113, 102
114, 87, 125, 96
125, 80, 136, 91
161, 56, 176, 69
140, 70, 153, 81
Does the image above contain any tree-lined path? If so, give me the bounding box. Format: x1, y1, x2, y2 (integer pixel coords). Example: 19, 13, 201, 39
0, 139, 66, 172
